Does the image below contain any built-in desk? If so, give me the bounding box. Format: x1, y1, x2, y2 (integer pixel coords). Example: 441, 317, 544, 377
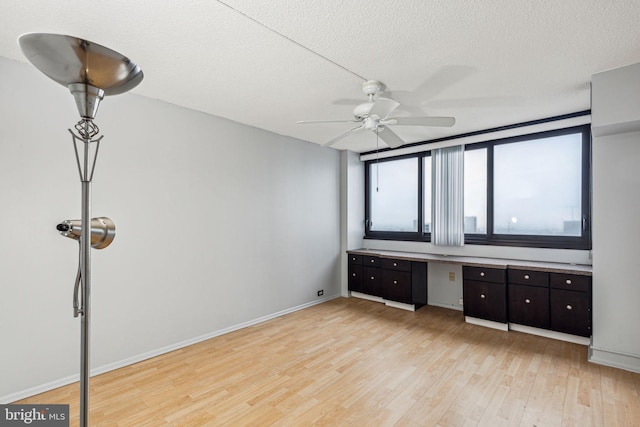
347, 249, 592, 275
347, 249, 592, 344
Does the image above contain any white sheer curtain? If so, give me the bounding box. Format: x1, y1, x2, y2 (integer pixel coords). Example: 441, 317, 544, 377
432, 145, 464, 246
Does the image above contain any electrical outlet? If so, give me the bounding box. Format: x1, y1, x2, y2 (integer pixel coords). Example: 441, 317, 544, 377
317, 290, 324, 296
459, 298, 464, 306
449, 272, 455, 281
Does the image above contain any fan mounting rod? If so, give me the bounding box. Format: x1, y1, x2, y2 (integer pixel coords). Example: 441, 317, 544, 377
362, 80, 383, 101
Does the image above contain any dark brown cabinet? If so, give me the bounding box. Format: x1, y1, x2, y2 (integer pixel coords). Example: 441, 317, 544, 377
508, 270, 592, 337
347, 254, 363, 293
462, 266, 507, 323
508, 269, 550, 329
381, 258, 413, 304
362, 256, 382, 297
549, 273, 592, 337
508, 283, 550, 329
347, 253, 427, 307
348, 250, 592, 339
349, 255, 384, 297
363, 266, 383, 297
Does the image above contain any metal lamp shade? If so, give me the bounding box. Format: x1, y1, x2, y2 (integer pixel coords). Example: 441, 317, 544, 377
18, 33, 143, 119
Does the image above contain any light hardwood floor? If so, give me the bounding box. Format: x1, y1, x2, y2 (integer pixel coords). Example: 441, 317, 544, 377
17, 297, 640, 426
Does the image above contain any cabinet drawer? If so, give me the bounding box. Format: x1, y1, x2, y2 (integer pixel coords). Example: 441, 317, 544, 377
363, 256, 380, 267
550, 289, 591, 337
508, 284, 549, 328
348, 264, 363, 292
508, 269, 549, 287
463, 280, 507, 323
550, 273, 590, 292
382, 270, 412, 304
381, 258, 412, 272
348, 254, 363, 265
463, 266, 506, 284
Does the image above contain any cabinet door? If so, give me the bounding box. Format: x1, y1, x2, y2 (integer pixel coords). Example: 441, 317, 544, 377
463, 280, 507, 323
508, 284, 549, 328
363, 266, 383, 297
411, 262, 428, 306
550, 289, 591, 337
382, 270, 412, 304
348, 264, 363, 292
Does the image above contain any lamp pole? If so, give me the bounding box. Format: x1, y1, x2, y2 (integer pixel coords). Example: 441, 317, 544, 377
18, 33, 143, 427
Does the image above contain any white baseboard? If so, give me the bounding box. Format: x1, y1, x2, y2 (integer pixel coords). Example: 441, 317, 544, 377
349, 292, 418, 312
385, 300, 415, 312
429, 301, 463, 312
0, 374, 80, 406
1, 294, 341, 404
350, 291, 384, 303
465, 316, 509, 331
509, 323, 590, 346
589, 345, 640, 374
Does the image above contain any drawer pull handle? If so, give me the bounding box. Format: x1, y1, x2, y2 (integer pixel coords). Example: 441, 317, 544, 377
480, 272, 485, 277
480, 294, 486, 299
371, 260, 375, 263
525, 299, 531, 304
370, 276, 375, 280
393, 280, 398, 284
566, 305, 572, 310
393, 262, 397, 267
565, 279, 572, 285
352, 273, 356, 277
524, 274, 530, 280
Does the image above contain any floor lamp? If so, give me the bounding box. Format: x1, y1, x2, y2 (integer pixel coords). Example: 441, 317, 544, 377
18, 33, 143, 427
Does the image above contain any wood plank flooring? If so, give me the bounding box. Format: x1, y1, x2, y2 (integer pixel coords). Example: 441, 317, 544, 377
16, 297, 640, 426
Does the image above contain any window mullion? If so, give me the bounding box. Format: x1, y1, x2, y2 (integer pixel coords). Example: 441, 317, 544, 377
487, 144, 495, 240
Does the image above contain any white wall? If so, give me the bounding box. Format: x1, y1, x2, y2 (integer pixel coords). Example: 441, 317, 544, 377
0, 56, 342, 401
339, 151, 364, 296
590, 63, 640, 373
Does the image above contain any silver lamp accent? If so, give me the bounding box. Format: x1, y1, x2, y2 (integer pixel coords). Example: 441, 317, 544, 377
18, 33, 143, 427
57, 217, 116, 250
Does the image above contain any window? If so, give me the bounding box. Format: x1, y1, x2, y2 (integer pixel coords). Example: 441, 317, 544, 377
364, 123, 591, 249
464, 147, 487, 234
367, 157, 419, 233
493, 133, 583, 237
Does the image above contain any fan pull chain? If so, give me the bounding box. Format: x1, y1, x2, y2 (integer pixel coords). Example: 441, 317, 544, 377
376, 128, 380, 192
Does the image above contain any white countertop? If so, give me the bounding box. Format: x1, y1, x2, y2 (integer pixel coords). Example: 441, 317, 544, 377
347, 249, 592, 276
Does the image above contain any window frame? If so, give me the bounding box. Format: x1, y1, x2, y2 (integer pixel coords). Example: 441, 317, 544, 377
364, 153, 428, 241
364, 124, 592, 250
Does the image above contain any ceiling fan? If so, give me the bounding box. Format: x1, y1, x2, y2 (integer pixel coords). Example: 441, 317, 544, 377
297, 80, 456, 148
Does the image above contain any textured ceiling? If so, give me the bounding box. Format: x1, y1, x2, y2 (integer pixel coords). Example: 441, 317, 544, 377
1, 1, 639, 152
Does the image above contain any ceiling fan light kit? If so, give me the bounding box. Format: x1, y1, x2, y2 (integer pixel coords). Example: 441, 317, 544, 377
297, 80, 455, 149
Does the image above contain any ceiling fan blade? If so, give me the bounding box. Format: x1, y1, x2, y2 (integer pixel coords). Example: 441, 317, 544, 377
377, 126, 405, 149
386, 116, 456, 127
322, 125, 363, 147
297, 119, 359, 124
368, 97, 400, 119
